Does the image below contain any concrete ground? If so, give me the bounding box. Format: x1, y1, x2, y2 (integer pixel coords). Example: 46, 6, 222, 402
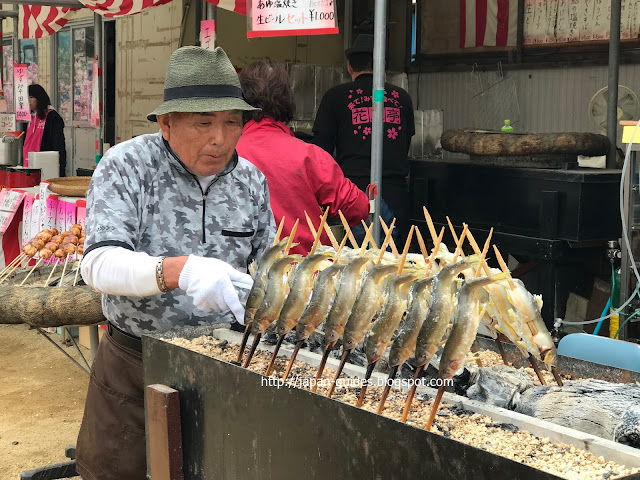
0, 324, 88, 479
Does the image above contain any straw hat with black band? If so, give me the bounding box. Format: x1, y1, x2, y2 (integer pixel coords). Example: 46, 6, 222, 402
147, 46, 258, 122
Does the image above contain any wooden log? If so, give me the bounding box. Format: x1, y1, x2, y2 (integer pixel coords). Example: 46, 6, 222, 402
441, 129, 609, 157
0, 285, 106, 327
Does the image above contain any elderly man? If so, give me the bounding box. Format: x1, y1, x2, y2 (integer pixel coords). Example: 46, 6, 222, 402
76, 46, 274, 480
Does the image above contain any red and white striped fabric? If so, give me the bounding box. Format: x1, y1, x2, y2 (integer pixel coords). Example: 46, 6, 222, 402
460, 0, 518, 48
20, 0, 245, 38
80, 0, 173, 18
20, 6, 79, 39
204, 0, 246, 15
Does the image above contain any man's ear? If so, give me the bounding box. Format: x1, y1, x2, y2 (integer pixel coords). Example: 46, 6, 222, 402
157, 114, 171, 141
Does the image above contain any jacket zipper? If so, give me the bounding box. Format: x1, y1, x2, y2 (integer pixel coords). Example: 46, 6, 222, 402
200, 178, 220, 243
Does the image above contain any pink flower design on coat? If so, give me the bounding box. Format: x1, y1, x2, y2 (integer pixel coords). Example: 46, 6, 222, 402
392, 90, 400, 98
364, 127, 372, 135
356, 89, 363, 94
387, 128, 398, 140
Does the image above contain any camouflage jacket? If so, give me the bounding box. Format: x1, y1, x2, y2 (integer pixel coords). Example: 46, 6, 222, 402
84, 132, 275, 336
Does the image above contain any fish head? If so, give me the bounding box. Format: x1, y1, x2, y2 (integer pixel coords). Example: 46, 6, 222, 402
325, 327, 342, 345
541, 348, 557, 366
343, 335, 357, 351
440, 358, 462, 379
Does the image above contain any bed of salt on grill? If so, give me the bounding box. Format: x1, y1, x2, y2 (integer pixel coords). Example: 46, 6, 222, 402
168, 336, 640, 480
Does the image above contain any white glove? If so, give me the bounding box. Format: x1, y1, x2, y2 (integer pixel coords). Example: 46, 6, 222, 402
178, 255, 253, 324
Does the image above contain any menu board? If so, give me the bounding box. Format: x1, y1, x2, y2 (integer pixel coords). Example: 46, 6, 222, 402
247, 0, 339, 38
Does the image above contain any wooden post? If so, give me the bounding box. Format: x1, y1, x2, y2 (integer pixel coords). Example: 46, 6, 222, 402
146, 384, 184, 480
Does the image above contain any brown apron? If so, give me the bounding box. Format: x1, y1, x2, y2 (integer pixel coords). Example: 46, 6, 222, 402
76, 326, 146, 480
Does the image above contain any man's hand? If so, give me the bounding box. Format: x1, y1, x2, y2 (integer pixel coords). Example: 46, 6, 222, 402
178, 255, 253, 324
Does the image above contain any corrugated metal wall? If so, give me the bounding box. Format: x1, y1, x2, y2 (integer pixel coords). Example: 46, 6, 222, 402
408, 64, 640, 137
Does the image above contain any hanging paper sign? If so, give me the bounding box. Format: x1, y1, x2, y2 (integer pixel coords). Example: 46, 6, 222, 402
75, 199, 86, 227
247, 0, 339, 38
45, 194, 59, 230
55, 198, 66, 231
21, 193, 34, 247
200, 19, 216, 50
14, 64, 30, 122
30, 195, 41, 244
91, 56, 100, 127
0, 189, 25, 234
0, 113, 15, 134
64, 201, 76, 230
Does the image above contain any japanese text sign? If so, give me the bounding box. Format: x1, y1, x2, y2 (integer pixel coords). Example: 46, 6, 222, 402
200, 20, 216, 50
21, 193, 34, 247
0, 189, 25, 234
247, 0, 338, 38
14, 64, 30, 122
91, 56, 100, 127
0, 113, 15, 135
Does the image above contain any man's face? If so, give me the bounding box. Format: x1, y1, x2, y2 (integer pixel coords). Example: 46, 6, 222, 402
28, 96, 37, 112
157, 111, 243, 176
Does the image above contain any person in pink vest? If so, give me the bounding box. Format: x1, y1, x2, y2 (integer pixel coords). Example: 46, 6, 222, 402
236, 60, 369, 255
23, 84, 67, 177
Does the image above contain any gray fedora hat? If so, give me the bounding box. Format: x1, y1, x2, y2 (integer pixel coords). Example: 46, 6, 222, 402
148, 46, 258, 122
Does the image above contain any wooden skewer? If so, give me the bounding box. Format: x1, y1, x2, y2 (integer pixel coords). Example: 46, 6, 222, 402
395, 225, 415, 275
0, 254, 27, 282
58, 253, 72, 287
474, 228, 494, 278
451, 224, 468, 263
466, 230, 492, 276
360, 220, 378, 250
338, 210, 359, 249
375, 221, 396, 264
19, 258, 42, 286
401, 366, 423, 423
44, 261, 58, 287
466, 229, 509, 367
414, 227, 429, 262
422, 206, 438, 243
273, 216, 286, 245
304, 211, 318, 238
0, 260, 24, 284
359, 222, 374, 254
310, 208, 329, 255
425, 385, 446, 431
311, 342, 335, 392
283, 219, 299, 255
446, 217, 466, 259
492, 245, 517, 290
424, 227, 445, 277
322, 223, 339, 250
379, 217, 399, 258
0, 253, 26, 276
493, 245, 555, 385
335, 232, 349, 259
73, 259, 81, 286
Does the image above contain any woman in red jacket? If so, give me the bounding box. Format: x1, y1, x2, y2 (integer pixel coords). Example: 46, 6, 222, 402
237, 61, 369, 255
